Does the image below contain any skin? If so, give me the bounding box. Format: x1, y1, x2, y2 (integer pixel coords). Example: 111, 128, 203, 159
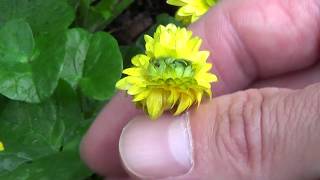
81, 0, 320, 179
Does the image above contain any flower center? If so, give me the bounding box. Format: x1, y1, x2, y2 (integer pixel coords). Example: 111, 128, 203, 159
147, 57, 196, 87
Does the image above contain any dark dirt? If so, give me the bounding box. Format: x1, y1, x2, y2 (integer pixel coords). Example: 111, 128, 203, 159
107, 0, 177, 45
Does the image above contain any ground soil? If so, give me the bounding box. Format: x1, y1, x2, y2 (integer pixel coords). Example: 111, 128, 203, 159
107, 0, 176, 45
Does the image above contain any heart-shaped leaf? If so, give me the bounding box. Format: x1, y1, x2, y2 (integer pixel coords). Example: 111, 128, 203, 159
0, 20, 67, 103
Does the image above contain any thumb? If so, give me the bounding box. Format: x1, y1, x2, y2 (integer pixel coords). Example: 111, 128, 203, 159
119, 84, 320, 179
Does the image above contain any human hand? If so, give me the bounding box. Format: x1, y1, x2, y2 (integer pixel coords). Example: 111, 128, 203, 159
81, 0, 320, 179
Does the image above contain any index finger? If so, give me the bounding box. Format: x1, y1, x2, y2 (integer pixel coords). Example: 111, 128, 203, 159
192, 0, 320, 94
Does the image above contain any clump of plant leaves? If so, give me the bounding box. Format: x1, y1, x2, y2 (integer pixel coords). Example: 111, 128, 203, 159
0, 0, 181, 179
0, 0, 129, 179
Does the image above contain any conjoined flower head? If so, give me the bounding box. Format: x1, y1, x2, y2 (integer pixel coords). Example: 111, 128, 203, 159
167, 0, 216, 25
116, 24, 218, 119
0, 141, 4, 151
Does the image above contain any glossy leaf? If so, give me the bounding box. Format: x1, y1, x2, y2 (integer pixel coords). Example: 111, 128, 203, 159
0, 0, 74, 34
78, 0, 133, 32
80, 32, 123, 100
0, 81, 91, 178
61, 29, 91, 88
0, 20, 66, 102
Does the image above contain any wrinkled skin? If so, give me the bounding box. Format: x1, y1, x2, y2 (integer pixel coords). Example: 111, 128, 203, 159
81, 0, 320, 179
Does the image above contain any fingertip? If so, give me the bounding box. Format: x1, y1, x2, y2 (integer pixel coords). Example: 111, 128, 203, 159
119, 114, 193, 179
189, 0, 320, 95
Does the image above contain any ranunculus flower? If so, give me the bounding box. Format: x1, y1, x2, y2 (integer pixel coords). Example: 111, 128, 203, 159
116, 24, 218, 119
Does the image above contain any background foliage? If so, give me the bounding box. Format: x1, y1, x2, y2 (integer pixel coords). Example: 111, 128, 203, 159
0, 0, 179, 179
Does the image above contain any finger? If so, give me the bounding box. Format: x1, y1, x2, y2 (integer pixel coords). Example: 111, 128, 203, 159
252, 63, 320, 89
190, 0, 320, 94
119, 83, 320, 179
80, 92, 140, 176
82, 63, 320, 179
81, 0, 320, 176
80, 60, 320, 177
105, 177, 130, 180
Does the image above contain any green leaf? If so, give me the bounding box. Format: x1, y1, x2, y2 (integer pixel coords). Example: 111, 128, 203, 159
68, 0, 80, 9
77, 0, 133, 32
32, 32, 67, 101
61, 29, 123, 101
0, 20, 67, 103
53, 81, 91, 150
61, 29, 91, 88
0, 95, 8, 115
155, 13, 183, 27
0, 0, 74, 35
80, 32, 123, 100
0, 81, 91, 179
0, 152, 91, 180
0, 20, 39, 102
0, 20, 34, 63
0, 101, 61, 173
95, 0, 134, 25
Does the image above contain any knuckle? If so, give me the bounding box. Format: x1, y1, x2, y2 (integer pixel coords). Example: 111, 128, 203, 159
284, 84, 320, 139
280, 84, 320, 138
263, 84, 320, 179
213, 88, 274, 179
199, 85, 320, 179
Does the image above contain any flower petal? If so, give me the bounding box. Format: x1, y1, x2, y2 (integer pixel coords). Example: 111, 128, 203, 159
0, 141, 4, 151
146, 90, 164, 119
116, 78, 130, 90
174, 94, 193, 115
115, 23, 218, 120
133, 90, 150, 102
131, 54, 150, 67
123, 68, 142, 76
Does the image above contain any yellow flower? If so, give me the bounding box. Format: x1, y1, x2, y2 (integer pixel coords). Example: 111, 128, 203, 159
167, 0, 216, 24
116, 24, 218, 119
0, 141, 4, 151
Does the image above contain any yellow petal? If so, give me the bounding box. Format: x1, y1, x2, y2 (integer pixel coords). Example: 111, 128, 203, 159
0, 141, 4, 151
205, 88, 212, 98
168, 89, 180, 108
196, 80, 211, 89
195, 73, 217, 88
131, 54, 150, 67
144, 35, 154, 44
123, 68, 142, 76
167, 0, 186, 6
204, 73, 218, 82
128, 86, 145, 95
194, 51, 210, 63
206, 0, 216, 6
174, 94, 193, 115
146, 90, 164, 119
116, 78, 130, 90
187, 37, 202, 52
117, 23, 218, 120
144, 35, 155, 56
195, 90, 203, 106
133, 90, 150, 102
168, 0, 216, 24
179, 5, 198, 15
202, 63, 212, 72
123, 78, 145, 90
